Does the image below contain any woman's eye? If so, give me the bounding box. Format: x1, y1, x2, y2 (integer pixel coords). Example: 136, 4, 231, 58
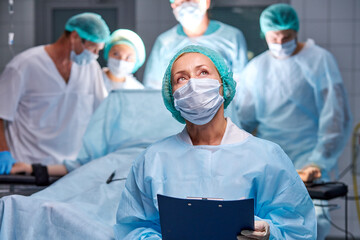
200, 71, 208, 75
177, 77, 186, 82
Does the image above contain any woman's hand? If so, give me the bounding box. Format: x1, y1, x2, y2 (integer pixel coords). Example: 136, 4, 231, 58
237, 221, 270, 240
297, 165, 321, 182
10, 162, 32, 174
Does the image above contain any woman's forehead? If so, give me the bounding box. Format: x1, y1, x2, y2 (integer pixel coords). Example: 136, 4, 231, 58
172, 52, 215, 71
111, 44, 135, 53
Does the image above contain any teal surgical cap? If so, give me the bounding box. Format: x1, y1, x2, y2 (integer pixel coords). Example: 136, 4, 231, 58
169, 0, 174, 3
260, 3, 299, 36
162, 45, 236, 124
65, 13, 110, 43
103, 29, 146, 73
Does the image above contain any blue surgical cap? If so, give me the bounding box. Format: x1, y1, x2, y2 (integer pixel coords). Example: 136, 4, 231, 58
169, 0, 174, 3
65, 13, 110, 43
260, 4, 299, 36
162, 45, 236, 124
103, 29, 146, 73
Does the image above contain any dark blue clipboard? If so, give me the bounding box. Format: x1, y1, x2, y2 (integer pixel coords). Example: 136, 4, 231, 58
157, 194, 254, 240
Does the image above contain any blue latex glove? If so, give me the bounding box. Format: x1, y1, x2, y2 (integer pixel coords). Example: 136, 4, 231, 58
0, 151, 16, 174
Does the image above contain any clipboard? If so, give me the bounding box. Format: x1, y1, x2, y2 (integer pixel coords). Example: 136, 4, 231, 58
157, 194, 254, 240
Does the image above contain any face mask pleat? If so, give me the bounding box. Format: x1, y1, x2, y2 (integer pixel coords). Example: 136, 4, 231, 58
173, 78, 224, 125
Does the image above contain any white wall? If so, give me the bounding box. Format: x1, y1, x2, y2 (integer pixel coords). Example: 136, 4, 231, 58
291, 0, 360, 238
134, 0, 177, 80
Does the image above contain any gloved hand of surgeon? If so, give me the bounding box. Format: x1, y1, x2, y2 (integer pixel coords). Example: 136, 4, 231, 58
0, 151, 16, 174
297, 165, 321, 182
237, 220, 270, 240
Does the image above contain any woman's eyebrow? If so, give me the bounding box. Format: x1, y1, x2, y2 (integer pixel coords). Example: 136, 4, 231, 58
173, 64, 209, 76
194, 64, 208, 69
173, 70, 188, 76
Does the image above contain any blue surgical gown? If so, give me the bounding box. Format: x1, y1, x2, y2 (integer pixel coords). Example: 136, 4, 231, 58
234, 39, 352, 180
143, 20, 248, 89
64, 89, 183, 172
114, 118, 316, 239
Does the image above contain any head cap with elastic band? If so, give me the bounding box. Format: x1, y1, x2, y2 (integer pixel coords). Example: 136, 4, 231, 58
103, 29, 146, 73
260, 3, 299, 38
162, 45, 236, 124
65, 12, 110, 43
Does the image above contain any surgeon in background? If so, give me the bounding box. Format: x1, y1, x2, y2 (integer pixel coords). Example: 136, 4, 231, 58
102, 29, 145, 91
0, 13, 109, 175
9, 29, 148, 177
234, 4, 352, 240
114, 45, 316, 239
143, 0, 248, 89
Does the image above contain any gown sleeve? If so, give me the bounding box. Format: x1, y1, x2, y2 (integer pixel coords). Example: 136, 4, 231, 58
232, 29, 248, 82
143, 37, 165, 90
307, 51, 352, 174
234, 63, 259, 133
255, 143, 317, 239
114, 152, 162, 240
0, 66, 24, 121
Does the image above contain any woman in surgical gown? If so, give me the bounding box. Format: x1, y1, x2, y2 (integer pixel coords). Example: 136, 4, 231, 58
102, 29, 145, 91
114, 45, 316, 240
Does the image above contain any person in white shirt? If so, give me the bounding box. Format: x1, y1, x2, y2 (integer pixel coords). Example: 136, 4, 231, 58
0, 12, 110, 174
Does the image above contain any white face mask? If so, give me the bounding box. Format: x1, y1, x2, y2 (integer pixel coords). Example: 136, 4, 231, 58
173, 1, 207, 31
173, 78, 224, 125
107, 58, 135, 78
268, 38, 297, 59
70, 49, 99, 65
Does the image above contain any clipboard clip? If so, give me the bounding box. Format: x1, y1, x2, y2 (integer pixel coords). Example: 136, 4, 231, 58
186, 197, 224, 201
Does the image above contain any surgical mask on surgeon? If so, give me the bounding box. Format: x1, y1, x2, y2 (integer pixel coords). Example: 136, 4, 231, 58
173, 78, 224, 125
268, 38, 297, 59
107, 58, 135, 78
70, 49, 99, 65
173, 1, 207, 31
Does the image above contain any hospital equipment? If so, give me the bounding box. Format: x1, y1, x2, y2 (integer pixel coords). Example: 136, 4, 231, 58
306, 182, 349, 240
163, 45, 236, 124
0, 174, 59, 197
8, 0, 14, 56
352, 123, 360, 227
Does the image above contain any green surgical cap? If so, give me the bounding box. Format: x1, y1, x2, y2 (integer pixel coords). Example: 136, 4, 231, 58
65, 13, 110, 43
162, 45, 236, 124
103, 29, 146, 73
260, 3, 299, 36
169, 0, 174, 3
